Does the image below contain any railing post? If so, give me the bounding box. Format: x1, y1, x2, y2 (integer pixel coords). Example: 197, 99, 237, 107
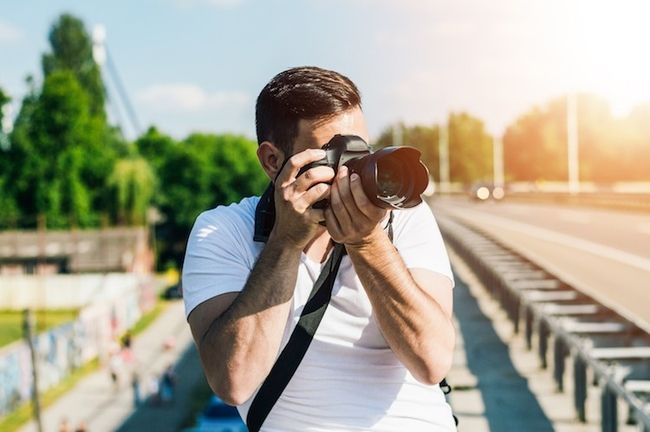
601, 384, 618, 432
513, 295, 521, 334
525, 305, 533, 350
539, 319, 549, 369
574, 356, 587, 422
553, 337, 566, 391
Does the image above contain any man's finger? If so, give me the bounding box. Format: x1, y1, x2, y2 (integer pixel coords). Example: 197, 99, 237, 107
292, 166, 335, 194
349, 172, 375, 219
299, 183, 331, 208
276, 149, 327, 186
330, 175, 353, 231
335, 167, 364, 221
324, 207, 343, 240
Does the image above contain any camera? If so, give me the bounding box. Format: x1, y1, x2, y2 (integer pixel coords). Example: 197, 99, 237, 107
298, 134, 429, 209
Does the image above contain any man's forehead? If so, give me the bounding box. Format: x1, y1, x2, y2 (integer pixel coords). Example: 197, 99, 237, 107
296, 108, 368, 148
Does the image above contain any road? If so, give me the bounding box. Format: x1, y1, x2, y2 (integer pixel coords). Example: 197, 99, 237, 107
432, 197, 650, 333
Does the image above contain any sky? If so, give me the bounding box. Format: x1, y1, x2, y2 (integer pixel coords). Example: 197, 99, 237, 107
1, 0, 650, 141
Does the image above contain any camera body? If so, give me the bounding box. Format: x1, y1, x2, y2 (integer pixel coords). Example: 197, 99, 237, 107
298, 134, 429, 209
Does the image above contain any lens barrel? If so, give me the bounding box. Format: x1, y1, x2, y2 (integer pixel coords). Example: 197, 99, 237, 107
346, 146, 429, 209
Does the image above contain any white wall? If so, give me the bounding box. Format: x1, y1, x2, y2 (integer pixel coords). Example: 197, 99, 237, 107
0, 273, 142, 309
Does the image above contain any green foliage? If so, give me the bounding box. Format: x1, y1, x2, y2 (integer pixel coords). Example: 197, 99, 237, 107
108, 157, 155, 225
374, 113, 493, 184
6, 71, 95, 227
135, 126, 176, 173
1, 13, 131, 229
0, 88, 15, 225
42, 13, 106, 119
142, 132, 267, 267
375, 123, 441, 180
448, 113, 493, 183
0, 88, 9, 125
502, 93, 650, 182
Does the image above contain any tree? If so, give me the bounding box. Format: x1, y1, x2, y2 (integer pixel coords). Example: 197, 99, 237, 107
149, 132, 267, 268
375, 124, 441, 181
5, 76, 47, 227
501, 94, 648, 182
374, 113, 493, 184
108, 157, 155, 225
135, 126, 177, 174
42, 13, 106, 120
13, 70, 96, 227
448, 112, 493, 183
0, 87, 19, 227
0, 87, 9, 126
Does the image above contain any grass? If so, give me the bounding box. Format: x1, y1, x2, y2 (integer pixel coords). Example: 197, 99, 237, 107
0, 297, 171, 431
0, 309, 79, 348
128, 298, 170, 337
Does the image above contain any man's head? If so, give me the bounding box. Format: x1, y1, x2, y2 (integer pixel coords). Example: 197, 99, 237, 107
256, 66, 368, 180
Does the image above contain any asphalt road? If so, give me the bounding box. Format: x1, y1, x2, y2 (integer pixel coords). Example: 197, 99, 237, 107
431, 196, 650, 333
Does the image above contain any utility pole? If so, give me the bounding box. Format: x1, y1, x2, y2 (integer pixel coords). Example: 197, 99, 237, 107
93, 24, 142, 138
438, 121, 450, 194
567, 92, 580, 194
24, 309, 44, 432
493, 135, 504, 188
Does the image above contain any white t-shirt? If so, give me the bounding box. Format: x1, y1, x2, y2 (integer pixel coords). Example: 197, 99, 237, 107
182, 196, 456, 432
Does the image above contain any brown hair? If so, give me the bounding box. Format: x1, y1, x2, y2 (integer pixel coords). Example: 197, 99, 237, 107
255, 66, 362, 155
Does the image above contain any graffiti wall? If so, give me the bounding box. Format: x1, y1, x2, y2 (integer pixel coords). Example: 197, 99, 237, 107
0, 276, 154, 417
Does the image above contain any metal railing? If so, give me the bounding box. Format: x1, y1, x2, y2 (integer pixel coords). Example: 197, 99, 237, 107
438, 215, 650, 432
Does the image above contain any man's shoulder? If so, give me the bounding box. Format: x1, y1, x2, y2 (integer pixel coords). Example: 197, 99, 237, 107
192, 195, 260, 242
392, 201, 435, 230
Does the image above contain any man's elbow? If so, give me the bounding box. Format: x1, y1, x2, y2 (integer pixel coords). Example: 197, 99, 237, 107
413, 332, 455, 385
204, 367, 258, 406
415, 350, 454, 386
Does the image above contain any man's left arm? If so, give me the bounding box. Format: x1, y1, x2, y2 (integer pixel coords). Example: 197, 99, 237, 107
325, 166, 455, 385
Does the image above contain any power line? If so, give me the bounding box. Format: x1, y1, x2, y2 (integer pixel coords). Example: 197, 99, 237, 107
105, 46, 142, 137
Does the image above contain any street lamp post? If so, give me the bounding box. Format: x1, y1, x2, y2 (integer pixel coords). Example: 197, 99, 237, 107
493, 134, 504, 189
567, 92, 580, 194
438, 121, 450, 194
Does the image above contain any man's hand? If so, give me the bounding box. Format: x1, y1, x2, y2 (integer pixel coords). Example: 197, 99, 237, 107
325, 165, 388, 246
273, 149, 335, 248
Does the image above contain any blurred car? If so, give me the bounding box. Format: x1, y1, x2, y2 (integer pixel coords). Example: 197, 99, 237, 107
186, 396, 247, 432
469, 182, 505, 201
163, 282, 183, 299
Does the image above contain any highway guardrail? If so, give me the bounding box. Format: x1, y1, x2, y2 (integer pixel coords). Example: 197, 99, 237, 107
438, 215, 650, 432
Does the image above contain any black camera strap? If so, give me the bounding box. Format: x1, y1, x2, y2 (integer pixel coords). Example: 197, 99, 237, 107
246, 241, 346, 432
248, 190, 402, 431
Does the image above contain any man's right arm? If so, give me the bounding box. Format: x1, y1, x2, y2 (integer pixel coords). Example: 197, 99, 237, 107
186, 148, 334, 406
187, 232, 302, 406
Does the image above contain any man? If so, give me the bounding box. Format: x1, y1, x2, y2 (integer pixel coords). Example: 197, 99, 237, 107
183, 66, 456, 431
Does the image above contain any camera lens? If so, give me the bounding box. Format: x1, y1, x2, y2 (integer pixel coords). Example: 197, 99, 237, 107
376, 158, 404, 197
352, 146, 428, 209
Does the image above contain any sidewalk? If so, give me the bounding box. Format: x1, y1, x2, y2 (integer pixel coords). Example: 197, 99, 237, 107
21, 300, 193, 432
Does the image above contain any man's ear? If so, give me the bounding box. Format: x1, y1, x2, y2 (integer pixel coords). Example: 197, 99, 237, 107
257, 141, 286, 181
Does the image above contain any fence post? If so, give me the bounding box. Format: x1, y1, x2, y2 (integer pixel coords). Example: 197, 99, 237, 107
24, 309, 44, 432
553, 337, 566, 391
574, 356, 587, 422
601, 384, 618, 432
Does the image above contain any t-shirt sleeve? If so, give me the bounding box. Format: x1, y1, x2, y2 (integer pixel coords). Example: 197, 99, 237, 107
182, 209, 251, 318
393, 202, 455, 287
